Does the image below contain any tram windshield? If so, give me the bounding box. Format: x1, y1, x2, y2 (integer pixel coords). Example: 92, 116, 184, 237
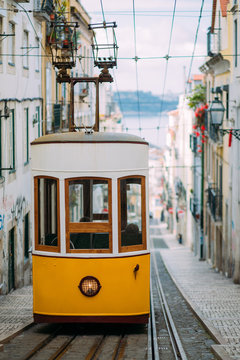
66, 178, 112, 252
68, 179, 109, 223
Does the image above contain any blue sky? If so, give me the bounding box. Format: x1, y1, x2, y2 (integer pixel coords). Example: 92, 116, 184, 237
81, 0, 212, 95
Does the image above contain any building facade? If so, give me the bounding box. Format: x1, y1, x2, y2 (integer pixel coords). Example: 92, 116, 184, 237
0, 0, 42, 293
200, 0, 240, 283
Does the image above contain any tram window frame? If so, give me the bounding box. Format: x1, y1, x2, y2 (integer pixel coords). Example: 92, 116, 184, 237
65, 177, 112, 253
34, 176, 60, 252
118, 175, 146, 253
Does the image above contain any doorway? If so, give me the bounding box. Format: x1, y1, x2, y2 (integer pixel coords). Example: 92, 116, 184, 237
8, 227, 15, 292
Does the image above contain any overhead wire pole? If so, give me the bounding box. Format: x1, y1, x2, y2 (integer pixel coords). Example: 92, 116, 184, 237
132, 0, 142, 137
186, 0, 205, 260
157, 0, 177, 146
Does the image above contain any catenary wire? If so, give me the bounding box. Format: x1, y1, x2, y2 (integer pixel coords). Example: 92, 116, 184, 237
187, 0, 205, 83
157, 0, 177, 143
97, 0, 126, 127
13, 1, 51, 64
132, 0, 142, 136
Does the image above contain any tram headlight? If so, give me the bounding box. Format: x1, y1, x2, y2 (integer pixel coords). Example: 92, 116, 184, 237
78, 276, 101, 297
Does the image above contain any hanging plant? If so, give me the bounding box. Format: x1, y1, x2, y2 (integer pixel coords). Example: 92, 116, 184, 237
187, 84, 206, 110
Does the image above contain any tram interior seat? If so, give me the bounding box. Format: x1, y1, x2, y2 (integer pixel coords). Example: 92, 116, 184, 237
121, 223, 142, 246
70, 233, 109, 249
44, 233, 58, 246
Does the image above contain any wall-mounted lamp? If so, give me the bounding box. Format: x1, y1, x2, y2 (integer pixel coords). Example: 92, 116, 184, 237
209, 97, 225, 126
0, 100, 10, 119
209, 97, 240, 141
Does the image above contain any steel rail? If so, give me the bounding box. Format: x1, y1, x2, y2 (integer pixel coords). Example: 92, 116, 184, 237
152, 250, 188, 360
148, 285, 160, 360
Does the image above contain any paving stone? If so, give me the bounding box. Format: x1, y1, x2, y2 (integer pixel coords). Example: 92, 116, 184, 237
157, 224, 240, 360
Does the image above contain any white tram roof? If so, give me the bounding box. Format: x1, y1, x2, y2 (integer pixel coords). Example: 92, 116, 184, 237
31, 131, 149, 146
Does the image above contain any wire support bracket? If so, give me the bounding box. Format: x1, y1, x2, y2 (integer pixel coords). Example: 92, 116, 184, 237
219, 129, 240, 141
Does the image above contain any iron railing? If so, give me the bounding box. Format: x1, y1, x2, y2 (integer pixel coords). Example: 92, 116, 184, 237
190, 197, 200, 221
208, 185, 222, 222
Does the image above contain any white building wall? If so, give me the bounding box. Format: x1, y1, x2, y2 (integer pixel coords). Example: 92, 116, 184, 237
0, 0, 42, 294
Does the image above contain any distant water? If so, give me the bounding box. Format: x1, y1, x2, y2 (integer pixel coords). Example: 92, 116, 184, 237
122, 115, 168, 148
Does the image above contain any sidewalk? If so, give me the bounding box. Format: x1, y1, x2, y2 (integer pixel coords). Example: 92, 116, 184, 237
0, 285, 33, 344
152, 223, 240, 360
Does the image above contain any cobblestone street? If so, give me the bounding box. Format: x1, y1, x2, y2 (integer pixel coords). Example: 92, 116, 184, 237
1, 225, 240, 359
153, 224, 240, 360
0, 286, 33, 343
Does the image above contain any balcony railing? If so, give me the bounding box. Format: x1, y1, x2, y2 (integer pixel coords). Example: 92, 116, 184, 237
189, 134, 197, 153
204, 109, 209, 133
46, 102, 70, 133
190, 197, 200, 221
208, 186, 222, 222
33, 0, 53, 21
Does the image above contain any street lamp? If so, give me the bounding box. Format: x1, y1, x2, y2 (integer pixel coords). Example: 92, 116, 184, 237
209, 97, 225, 126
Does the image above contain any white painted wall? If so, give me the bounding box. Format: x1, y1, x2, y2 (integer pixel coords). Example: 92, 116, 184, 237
0, 0, 42, 294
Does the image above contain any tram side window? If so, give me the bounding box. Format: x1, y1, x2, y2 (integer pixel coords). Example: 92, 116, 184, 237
36, 178, 59, 248
119, 177, 146, 249
66, 178, 112, 252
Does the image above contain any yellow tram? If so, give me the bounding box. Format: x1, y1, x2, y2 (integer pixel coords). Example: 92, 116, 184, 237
31, 131, 150, 323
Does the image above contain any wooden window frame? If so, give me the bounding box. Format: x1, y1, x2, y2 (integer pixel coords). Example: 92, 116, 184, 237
118, 175, 146, 253
65, 177, 112, 254
34, 176, 60, 253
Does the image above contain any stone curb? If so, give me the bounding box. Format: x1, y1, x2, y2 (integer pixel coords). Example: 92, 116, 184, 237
211, 345, 233, 360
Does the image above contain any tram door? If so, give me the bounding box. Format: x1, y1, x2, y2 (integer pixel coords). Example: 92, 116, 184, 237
8, 228, 15, 292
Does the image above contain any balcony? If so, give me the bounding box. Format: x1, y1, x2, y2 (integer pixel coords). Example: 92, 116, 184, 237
190, 197, 200, 221
46, 102, 70, 134
208, 186, 222, 222
33, 0, 53, 22
204, 109, 209, 133
189, 134, 197, 153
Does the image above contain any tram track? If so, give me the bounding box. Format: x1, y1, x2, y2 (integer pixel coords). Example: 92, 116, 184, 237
151, 250, 188, 360
0, 323, 146, 360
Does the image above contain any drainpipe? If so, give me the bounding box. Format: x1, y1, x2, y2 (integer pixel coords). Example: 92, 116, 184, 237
200, 141, 204, 260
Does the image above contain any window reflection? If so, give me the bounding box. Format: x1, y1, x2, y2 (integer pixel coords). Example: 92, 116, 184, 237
120, 178, 143, 246
69, 179, 109, 223
37, 178, 58, 247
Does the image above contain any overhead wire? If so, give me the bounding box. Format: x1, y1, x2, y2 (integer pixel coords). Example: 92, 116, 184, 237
157, 0, 177, 145
132, 0, 142, 136
13, 1, 51, 64
187, 0, 205, 83
98, 0, 126, 128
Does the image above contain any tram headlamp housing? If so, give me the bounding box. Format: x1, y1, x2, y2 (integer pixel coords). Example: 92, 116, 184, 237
78, 276, 101, 297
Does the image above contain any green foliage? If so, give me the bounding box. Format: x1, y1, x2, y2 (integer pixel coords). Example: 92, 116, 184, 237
187, 85, 206, 110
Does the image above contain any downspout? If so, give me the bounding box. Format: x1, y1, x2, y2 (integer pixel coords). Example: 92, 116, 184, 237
200, 141, 204, 260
